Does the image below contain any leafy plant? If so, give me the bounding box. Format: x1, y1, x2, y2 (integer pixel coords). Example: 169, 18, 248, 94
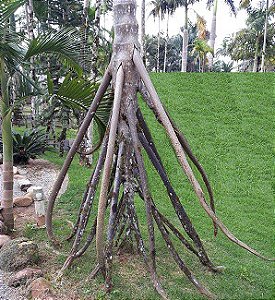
0, 129, 48, 165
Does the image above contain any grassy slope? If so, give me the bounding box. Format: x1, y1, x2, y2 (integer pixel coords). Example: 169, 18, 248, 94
25, 73, 275, 300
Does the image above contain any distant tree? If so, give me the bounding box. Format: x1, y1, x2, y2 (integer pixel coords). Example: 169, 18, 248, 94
220, 6, 275, 72
191, 38, 213, 72
207, 0, 236, 71
0, 0, 82, 231
149, 0, 166, 72
175, 0, 201, 72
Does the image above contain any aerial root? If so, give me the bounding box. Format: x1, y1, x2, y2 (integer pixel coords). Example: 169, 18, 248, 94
133, 48, 274, 262
46, 66, 112, 243
152, 204, 216, 300
126, 103, 169, 300
137, 115, 218, 272
137, 85, 218, 236
96, 65, 124, 270
66, 129, 110, 242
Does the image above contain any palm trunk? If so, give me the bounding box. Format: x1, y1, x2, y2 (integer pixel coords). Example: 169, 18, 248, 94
0, 59, 14, 231
181, 5, 188, 72
157, 16, 161, 72
208, 0, 217, 71
163, 13, 169, 72
253, 35, 260, 72
198, 56, 201, 72
91, 0, 102, 80
260, 0, 269, 72
82, 0, 90, 73
141, 0, 146, 63
25, 0, 36, 126
82, 0, 94, 164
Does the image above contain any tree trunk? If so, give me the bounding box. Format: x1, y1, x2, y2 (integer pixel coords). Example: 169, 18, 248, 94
253, 35, 260, 72
91, 0, 102, 80
163, 13, 169, 72
208, 0, 217, 71
181, 5, 188, 72
82, 0, 90, 73
260, 0, 269, 72
25, 0, 36, 126
157, 15, 161, 72
140, 0, 146, 64
82, 0, 94, 165
0, 59, 14, 231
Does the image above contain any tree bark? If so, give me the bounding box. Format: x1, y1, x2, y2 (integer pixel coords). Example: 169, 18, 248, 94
253, 35, 260, 72
91, 0, 102, 79
140, 0, 146, 63
208, 0, 217, 71
0, 59, 14, 230
157, 15, 161, 72
25, 0, 36, 126
163, 13, 169, 72
181, 5, 188, 72
260, 0, 269, 72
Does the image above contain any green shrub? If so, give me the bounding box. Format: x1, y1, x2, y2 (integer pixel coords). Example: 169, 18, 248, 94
0, 129, 48, 165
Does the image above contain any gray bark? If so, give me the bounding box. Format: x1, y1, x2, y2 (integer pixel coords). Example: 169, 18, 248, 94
141, 0, 146, 62
260, 0, 269, 72
181, 6, 188, 72
208, 6, 217, 71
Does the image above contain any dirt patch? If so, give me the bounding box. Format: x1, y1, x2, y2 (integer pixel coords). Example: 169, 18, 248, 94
0, 159, 68, 231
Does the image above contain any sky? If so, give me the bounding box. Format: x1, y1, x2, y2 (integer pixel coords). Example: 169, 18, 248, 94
102, 0, 263, 50
139, 1, 248, 49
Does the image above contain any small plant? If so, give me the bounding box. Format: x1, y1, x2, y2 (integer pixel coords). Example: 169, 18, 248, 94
0, 129, 48, 165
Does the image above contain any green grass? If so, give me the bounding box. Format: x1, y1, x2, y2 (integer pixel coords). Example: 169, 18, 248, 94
24, 73, 275, 300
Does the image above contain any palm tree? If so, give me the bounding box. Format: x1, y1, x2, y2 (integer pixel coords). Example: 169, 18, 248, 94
260, 0, 269, 72
207, 0, 236, 71
163, 0, 177, 72
174, 0, 201, 72
45, 1, 273, 298
191, 38, 213, 72
149, 0, 166, 72
0, 0, 82, 231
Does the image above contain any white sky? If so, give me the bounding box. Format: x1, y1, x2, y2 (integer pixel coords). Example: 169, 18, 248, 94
102, 0, 263, 49
139, 1, 247, 49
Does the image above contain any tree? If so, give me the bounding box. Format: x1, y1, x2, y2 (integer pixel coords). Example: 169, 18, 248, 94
46, 1, 274, 299
149, 0, 166, 72
207, 0, 236, 71
221, 5, 275, 72
175, 0, 201, 72
191, 38, 213, 72
260, 0, 269, 72
0, 0, 83, 231
162, 0, 177, 72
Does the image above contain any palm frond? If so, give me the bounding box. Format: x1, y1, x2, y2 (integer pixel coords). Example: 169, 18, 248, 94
0, 0, 27, 23
46, 74, 113, 128
24, 28, 83, 76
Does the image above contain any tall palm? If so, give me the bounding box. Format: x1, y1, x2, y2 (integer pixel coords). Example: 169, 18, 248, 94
141, 0, 146, 62
191, 38, 213, 72
149, 0, 166, 72
174, 0, 201, 72
0, 0, 82, 231
260, 0, 269, 72
163, 0, 177, 72
207, 0, 236, 71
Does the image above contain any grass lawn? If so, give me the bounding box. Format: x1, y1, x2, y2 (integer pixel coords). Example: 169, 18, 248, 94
24, 73, 274, 300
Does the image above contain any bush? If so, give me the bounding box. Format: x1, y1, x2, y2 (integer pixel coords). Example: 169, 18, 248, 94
0, 129, 48, 165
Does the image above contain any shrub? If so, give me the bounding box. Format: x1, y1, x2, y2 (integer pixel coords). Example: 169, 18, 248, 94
0, 129, 48, 165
